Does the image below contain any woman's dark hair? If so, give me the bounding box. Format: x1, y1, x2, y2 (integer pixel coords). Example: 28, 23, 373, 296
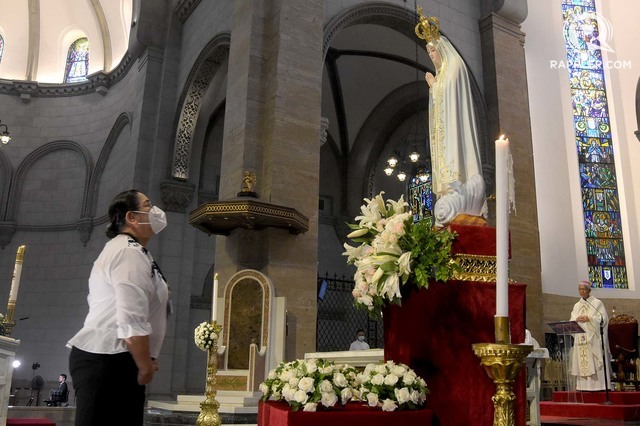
106, 189, 140, 238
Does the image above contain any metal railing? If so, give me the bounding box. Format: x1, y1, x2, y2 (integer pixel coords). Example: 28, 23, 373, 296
316, 273, 384, 352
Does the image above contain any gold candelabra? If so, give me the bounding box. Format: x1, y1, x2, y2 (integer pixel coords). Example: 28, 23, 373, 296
197, 321, 223, 426
473, 317, 532, 426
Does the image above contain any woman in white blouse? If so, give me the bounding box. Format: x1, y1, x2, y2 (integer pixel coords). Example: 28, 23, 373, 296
68, 189, 169, 425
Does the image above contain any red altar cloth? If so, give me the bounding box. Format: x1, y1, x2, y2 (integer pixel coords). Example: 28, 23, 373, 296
384, 280, 527, 426
258, 401, 432, 426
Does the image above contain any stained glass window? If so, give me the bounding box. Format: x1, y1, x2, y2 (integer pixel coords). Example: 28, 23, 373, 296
0, 35, 4, 64
408, 175, 433, 224
64, 37, 89, 83
562, 0, 627, 288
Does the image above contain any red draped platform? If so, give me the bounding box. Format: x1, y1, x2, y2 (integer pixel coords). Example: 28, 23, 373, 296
384, 224, 527, 426
258, 401, 433, 426
541, 391, 640, 422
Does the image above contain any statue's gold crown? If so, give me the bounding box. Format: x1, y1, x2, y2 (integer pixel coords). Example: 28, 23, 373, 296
414, 6, 441, 43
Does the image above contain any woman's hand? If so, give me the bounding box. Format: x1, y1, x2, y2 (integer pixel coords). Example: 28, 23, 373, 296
137, 358, 159, 385
124, 335, 159, 385
425, 72, 436, 88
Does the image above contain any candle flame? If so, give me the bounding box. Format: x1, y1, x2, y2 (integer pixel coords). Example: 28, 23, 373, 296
214, 272, 218, 279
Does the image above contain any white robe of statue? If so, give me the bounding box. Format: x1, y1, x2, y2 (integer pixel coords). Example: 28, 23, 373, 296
426, 36, 487, 226
569, 295, 612, 391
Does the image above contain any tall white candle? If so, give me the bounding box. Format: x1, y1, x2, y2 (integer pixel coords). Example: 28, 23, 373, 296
9, 245, 26, 303
495, 136, 509, 318
212, 273, 219, 323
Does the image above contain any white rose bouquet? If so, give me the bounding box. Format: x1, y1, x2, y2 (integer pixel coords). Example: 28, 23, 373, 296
343, 192, 458, 314
351, 361, 428, 412
259, 359, 353, 412
194, 321, 218, 351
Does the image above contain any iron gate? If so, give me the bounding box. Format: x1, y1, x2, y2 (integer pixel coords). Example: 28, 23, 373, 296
316, 273, 384, 351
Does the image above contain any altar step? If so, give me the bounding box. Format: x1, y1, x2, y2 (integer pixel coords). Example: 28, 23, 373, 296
540, 391, 640, 423
147, 390, 260, 414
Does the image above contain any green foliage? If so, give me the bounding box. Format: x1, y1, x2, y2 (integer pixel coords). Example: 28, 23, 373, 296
403, 220, 460, 288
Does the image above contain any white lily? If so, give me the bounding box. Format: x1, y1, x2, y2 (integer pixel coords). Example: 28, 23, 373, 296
347, 227, 368, 239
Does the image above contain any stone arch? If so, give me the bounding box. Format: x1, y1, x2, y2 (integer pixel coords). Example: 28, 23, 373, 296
196, 102, 225, 204
0, 150, 12, 221
169, 32, 230, 181
323, 2, 417, 61
86, 112, 132, 218
6, 140, 92, 223
343, 82, 427, 216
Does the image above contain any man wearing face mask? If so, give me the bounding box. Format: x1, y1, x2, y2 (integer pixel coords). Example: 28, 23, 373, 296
349, 329, 370, 351
68, 189, 170, 426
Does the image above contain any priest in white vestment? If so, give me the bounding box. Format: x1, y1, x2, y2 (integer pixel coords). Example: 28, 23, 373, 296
569, 280, 612, 391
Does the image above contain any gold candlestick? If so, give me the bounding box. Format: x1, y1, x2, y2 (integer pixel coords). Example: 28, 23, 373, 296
197, 321, 223, 426
473, 317, 532, 426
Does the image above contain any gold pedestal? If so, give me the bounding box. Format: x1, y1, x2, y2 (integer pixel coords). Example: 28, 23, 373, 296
197, 322, 223, 426
473, 317, 532, 426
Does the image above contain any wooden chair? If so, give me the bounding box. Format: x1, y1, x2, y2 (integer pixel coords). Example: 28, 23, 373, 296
608, 314, 639, 390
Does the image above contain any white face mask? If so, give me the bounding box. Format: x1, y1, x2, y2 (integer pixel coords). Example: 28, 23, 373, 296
357, 335, 365, 342
133, 206, 167, 234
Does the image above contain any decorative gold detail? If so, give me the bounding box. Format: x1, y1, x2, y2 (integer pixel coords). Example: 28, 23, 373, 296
610, 313, 637, 324
15, 245, 26, 263
188, 199, 309, 235
450, 213, 489, 227
473, 342, 533, 426
474, 316, 532, 426
451, 254, 515, 283
3, 302, 16, 337
214, 375, 248, 391
197, 321, 223, 426
415, 6, 441, 43
494, 316, 510, 345
452, 254, 496, 282
241, 171, 256, 193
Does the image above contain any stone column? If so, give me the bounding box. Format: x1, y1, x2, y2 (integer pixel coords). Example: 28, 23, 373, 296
217, 0, 323, 359
479, 9, 543, 339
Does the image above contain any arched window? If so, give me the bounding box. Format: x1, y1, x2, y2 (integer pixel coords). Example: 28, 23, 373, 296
561, 1, 627, 288
0, 35, 4, 64
64, 37, 89, 83
409, 175, 433, 224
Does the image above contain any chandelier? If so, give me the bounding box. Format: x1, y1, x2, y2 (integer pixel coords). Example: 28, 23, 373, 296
0, 120, 11, 144
384, 124, 430, 183
383, 0, 430, 184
